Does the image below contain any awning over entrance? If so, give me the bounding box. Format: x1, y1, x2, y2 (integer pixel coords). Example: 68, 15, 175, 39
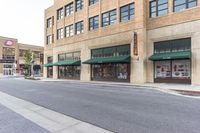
149, 51, 191, 61
83, 55, 130, 64
53, 60, 81, 66
44, 63, 54, 67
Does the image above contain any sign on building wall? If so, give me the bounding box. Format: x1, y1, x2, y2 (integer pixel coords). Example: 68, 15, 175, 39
133, 32, 138, 56
4, 40, 14, 47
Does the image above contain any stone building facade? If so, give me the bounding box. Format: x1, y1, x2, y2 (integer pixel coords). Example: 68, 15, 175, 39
44, 0, 200, 85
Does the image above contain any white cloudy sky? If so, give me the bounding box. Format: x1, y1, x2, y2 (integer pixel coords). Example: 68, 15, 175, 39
0, 0, 53, 46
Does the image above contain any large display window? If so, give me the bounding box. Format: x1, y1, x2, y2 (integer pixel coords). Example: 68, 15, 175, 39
172, 60, 191, 79
58, 66, 80, 80
155, 61, 171, 78
154, 60, 191, 83
92, 63, 130, 82
47, 66, 53, 78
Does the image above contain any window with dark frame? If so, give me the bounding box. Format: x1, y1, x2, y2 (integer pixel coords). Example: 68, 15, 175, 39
174, 0, 197, 12
65, 2, 73, 16
65, 24, 74, 37
57, 8, 64, 20
75, 21, 84, 34
102, 9, 116, 27
154, 38, 191, 54
89, 0, 99, 6
58, 52, 81, 61
47, 17, 52, 28
46, 35, 53, 45
89, 15, 99, 30
76, 0, 83, 11
57, 28, 64, 40
150, 0, 168, 18
120, 3, 135, 22
91, 45, 130, 58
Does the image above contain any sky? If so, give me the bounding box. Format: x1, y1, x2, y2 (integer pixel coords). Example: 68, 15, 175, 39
0, 0, 53, 46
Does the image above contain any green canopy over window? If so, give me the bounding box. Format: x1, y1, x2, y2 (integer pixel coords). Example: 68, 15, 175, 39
149, 51, 191, 61
53, 60, 81, 66
83, 55, 130, 64
43, 63, 54, 67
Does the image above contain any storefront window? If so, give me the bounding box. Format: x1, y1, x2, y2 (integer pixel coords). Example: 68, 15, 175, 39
155, 61, 171, 78
172, 60, 190, 79
92, 63, 130, 82
58, 66, 80, 79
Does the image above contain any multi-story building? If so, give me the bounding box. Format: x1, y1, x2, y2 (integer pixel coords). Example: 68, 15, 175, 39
0, 36, 44, 76
44, 0, 200, 85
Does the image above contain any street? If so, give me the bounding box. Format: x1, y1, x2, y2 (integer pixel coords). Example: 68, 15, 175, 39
0, 78, 199, 133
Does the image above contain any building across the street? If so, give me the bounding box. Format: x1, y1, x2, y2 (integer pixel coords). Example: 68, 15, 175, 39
0, 36, 44, 76
44, 0, 200, 85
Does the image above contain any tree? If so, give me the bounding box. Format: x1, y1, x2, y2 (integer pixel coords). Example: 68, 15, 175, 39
23, 50, 34, 76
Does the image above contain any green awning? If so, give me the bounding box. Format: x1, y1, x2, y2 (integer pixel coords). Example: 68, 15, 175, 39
83, 55, 130, 64
43, 63, 54, 67
53, 60, 81, 66
149, 51, 191, 61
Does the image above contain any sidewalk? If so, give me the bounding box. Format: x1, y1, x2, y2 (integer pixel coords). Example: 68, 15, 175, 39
0, 103, 49, 133
0, 91, 113, 133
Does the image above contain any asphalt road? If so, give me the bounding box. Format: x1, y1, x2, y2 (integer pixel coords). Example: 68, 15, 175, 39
0, 78, 199, 133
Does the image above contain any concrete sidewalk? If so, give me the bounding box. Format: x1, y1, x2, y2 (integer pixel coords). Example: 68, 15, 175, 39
38, 78, 200, 92
0, 91, 113, 133
0, 103, 49, 133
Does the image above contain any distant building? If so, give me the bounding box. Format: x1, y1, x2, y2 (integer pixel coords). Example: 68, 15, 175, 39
0, 36, 44, 76
44, 0, 200, 85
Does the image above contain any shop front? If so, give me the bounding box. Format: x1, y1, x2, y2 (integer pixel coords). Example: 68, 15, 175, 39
149, 38, 191, 84
83, 45, 131, 82
44, 56, 53, 78
55, 52, 81, 80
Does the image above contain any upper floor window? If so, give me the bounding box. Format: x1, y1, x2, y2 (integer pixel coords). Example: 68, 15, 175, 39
47, 35, 53, 45
65, 2, 73, 16
47, 56, 53, 63
65, 24, 74, 37
89, 0, 99, 6
57, 8, 64, 20
174, 0, 197, 12
154, 38, 191, 54
76, 0, 83, 11
89, 15, 99, 30
102, 9, 116, 27
47, 17, 53, 28
150, 0, 168, 18
75, 21, 84, 34
120, 3, 135, 22
57, 28, 64, 40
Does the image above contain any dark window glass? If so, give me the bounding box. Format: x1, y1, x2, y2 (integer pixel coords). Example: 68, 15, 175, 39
47, 17, 52, 28
102, 9, 116, 27
120, 3, 135, 22
58, 54, 66, 61
150, 0, 168, 18
65, 2, 73, 16
46, 35, 53, 45
75, 21, 84, 34
47, 56, 53, 63
154, 38, 191, 53
57, 28, 64, 40
91, 44, 130, 58
89, 0, 99, 5
57, 8, 64, 20
65, 24, 74, 37
89, 16, 99, 30
174, 0, 197, 12
76, 0, 83, 11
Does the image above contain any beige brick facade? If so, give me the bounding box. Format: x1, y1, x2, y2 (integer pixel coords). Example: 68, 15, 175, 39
0, 36, 44, 76
44, 0, 200, 84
